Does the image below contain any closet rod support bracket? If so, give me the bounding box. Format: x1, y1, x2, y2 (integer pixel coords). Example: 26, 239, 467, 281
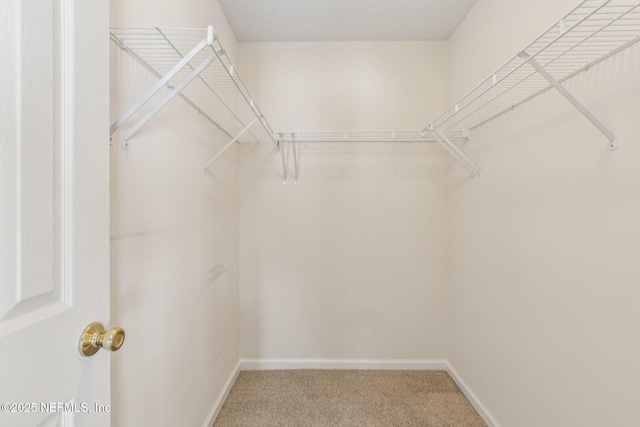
427, 125, 481, 178
291, 135, 299, 184
279, 140, 288, 184
520, 52, 619, 151
203, 118, 259, 173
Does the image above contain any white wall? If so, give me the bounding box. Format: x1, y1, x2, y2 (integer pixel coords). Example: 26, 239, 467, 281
109, 2, 239, 426
237, 42, 449, 131
236, 42, 452, 361
447, 1, 640, 426
108, 1, 640, 425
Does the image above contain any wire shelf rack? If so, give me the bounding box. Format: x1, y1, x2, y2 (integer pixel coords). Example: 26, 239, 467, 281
426, 0, 640, 138
110, 0, 639, 180
110, 26, 276, 149
276, 130, 470, 143
277, 130, 477, 182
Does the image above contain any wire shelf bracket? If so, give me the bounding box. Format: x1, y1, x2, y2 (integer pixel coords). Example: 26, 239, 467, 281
424, 0, 640, 167
122, 51, 219, 148
291, 137, 299, 184
110, 25, 280, 176
204, 117, 259, 172
427, 126, 481, 178
279, 140, 288, 184
110, 27, 214, 140
111, 27, 217, 149
520, 52, 618, 150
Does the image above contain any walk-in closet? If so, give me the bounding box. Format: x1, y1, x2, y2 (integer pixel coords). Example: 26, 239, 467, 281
2, 0, 639, 426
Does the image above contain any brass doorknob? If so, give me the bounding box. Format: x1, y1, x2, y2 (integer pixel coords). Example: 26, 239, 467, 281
79, 322, 126, 357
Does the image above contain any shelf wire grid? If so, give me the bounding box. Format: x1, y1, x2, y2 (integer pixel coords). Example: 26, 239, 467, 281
110, 27, 276, 144
276, 130, 470, 143
427, 0, 640, 132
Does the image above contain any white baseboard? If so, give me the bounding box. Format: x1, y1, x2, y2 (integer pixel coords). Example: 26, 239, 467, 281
239, 358, 448, 371
445, 361, 500, 427
202, 361, 241, 427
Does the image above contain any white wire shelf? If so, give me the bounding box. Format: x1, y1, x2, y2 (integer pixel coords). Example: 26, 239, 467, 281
426, 0, 640, 149
110, 0, 639, 181
110, 26, 277, 163
276, 130, 477, 182
276, 130, 470, 143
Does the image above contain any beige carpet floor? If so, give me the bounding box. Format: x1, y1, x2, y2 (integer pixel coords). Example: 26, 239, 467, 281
213, 370, 487, 427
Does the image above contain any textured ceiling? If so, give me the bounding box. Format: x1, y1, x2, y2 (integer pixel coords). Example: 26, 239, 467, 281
218, 0, 478, 42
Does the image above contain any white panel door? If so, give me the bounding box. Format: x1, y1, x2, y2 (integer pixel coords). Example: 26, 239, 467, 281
0, 0, 111, 426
